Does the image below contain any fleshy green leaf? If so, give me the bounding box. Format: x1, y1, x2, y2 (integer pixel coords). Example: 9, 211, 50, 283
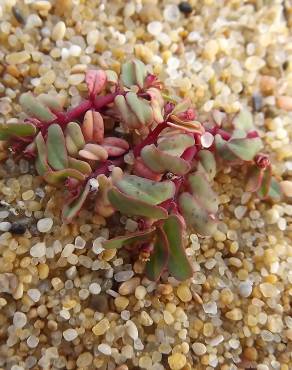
188, 172, 218, 214
233, 110, 254, 132
158, 134, 194, 156
197, 150, 216, 180
257, 166, 272, 198
179, 192, 217, 236
125, 92, 153, 126
103, 229, 155, 249
38, 94, 63, 112
105, 70, 118, 83
0, 123, 36, 140
115, 175, 175, 205
215, 135, 263, 161
47, 124, 68, 170
65, 122, 85, 156
62, 182, 91, 223
163, 215, 192, 281
267, 178, 282, 200
145, 227, 169, 281
43, 169, 86, 185
246, 166, 263, 192
68, 157, 92, 175
35, 132, 49, 176
227, 137, 263, 161
121, 59, 147, 88
19, 93, 56, 122
114, 95, 139, 129
141, 144, 190, 175
171, 99, 191, 116
108, 187, 168, 219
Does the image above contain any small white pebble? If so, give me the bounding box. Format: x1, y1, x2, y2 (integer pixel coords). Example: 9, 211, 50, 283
63, 328, 78, 341
60, 309, 70, 320
27, 289, 41, 302
75, 236, 86, 249
30, 242, 46, 258
238, 281, 253, 297
114, 270, 134, 282
61, 244, 75, 258
92, 237, 105, 254
203, 301, 217, 315
147, 21, 163, 36
201, 132, 214, 148
37, 218, 53, 233
69, 44, 82, 57
13, 312, 27, 328
98, 343, 112, 355
86, 30, 99, 45
192, 342, 206, 356
0, 211, 9, 219
163, 4, 180, 23
89, 283, 101, 295
27, 335, 39, 348
229, 338, 240, 349
126, 320, 138, 340
0, 222, 11, 231
89, 178, 99, 191
234, 205, 247, 220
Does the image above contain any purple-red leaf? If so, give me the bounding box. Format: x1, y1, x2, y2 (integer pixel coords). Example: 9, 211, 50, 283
145, 227, 169, 281
62, 182, 91, 223
246, 166, 264, 192
85, 70, 107, 97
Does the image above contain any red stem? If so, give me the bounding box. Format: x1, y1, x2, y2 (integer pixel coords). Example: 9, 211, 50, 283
88, 157, 125, 180
133, 121, 168, 157
93, 92, 118, 110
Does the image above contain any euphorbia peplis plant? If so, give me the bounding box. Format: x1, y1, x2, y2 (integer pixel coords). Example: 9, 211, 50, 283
0, 59, 281, 281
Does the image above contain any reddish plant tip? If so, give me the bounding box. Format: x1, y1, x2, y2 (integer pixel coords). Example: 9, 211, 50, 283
0, 58, 281, 281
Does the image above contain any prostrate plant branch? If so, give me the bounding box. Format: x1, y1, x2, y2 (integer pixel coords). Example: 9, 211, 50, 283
0, 59, 282, 281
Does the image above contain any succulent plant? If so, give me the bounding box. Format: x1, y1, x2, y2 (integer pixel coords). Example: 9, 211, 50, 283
0, 59, 282, 281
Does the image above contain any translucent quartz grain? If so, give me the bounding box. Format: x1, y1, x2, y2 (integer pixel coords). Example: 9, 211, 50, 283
13, 312, 27, 328
37, 218, 53, 233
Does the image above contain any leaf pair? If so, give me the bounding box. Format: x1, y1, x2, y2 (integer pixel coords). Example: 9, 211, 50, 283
246, 165, 281, 200
114, 92, 153, 130
104, 215, 192, 281
35, 124, 90, 185
138, 133, 195, 176
108, 175, 175, 220
20, 93, 61, 122
178, 150, 218, 236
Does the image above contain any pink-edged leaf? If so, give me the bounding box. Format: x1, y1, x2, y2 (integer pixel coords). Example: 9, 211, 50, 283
79, 143, 108, 161
163, 214, 192, 281
62, 182, 91, 223
257, 166, 272, 198
35, 132, 49, 175
68, 157, 92, 175
102, 137, 129, 157
108, 187, 168, 219
168, 115, 203, 134
148, 87, 164, 123
126, 92, 153, 127
246, 166, 264, 192
178, 192, 217, 236
43, 168, 86, 185
197, 150, 216, 180
157, 133, 194, 156
103, 229, 155, 249
65, 122, 85, 156
141, 144, 191, 175
171, 99, 191, 116
38, 94, 64, 112
188, 172, 219, 214
114, 94, 140, 129
82, 110, 104, 143
85, 70, 107, 97
47, 124, 68, 170
145, 227, 169, 281
133, 157, 163, 181
115, 175, 175, 205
